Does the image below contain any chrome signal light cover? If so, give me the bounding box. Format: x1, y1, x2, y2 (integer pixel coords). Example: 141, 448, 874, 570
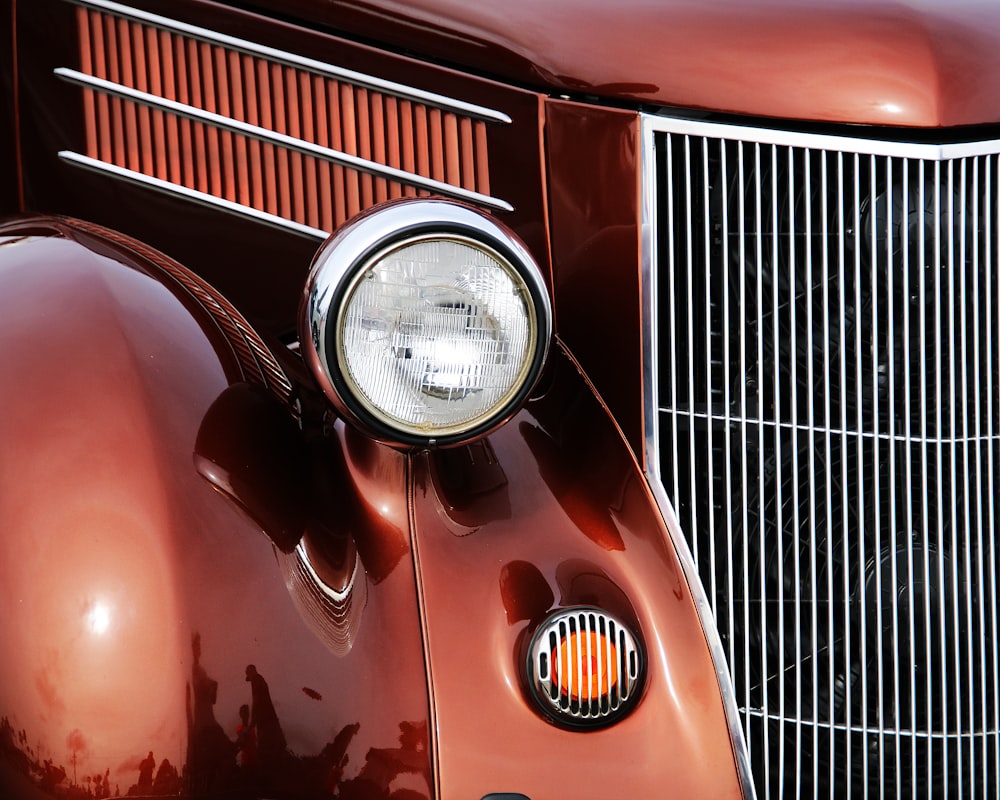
301, 199, 552, 447
526, 607, 645, 729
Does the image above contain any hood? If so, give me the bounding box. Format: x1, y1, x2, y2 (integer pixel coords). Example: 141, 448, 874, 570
253, 0, 1000, 127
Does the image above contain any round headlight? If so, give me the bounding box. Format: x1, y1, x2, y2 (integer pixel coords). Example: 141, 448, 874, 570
301, 200, 551, 446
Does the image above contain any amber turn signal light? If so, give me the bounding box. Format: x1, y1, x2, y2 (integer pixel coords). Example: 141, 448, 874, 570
527, 607, 643, 728
556, 629, 619, 701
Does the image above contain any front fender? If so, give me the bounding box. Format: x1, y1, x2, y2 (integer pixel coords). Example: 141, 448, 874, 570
0, 215, 743, 800
410, 346, 744, 799
0, 217, 432, 800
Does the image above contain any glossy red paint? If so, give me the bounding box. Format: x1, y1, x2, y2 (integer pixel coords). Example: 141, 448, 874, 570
247, 0, 1000, 127
544, 100, 645, 461
0, 215, 744, 798
0, 218, 433, 800
411, 347, 742, 799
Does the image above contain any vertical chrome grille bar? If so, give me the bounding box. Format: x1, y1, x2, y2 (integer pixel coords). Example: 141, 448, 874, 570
685, 134, 699, 568
821, 150, 837, 800
933, 158, 949, 793
838, 149, 853, 797
703, 137, 718, 623
788, 145, 804, 793
990, 155, 1000, 799
666, 133, 681, 510
852, 150, 870, 800
991, 154, 1000, 799
756, 140, 772, 794
918, 157, 935, 796
772, 142, 787, 798
721, 140, 738, 687
971, 155, 987, 800
959, 158, 976, 799
804, 146, 820, 795
946, 158, 963, 798
884, 153, 900, 800
900, 155, 918, 797
868, 151, 885, 799
739, 141, 753, 753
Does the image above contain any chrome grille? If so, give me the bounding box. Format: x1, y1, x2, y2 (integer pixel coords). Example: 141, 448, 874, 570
645, 117, 1000, 798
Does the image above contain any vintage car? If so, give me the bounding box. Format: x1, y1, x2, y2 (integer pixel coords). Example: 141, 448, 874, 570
1, 0, 998, 798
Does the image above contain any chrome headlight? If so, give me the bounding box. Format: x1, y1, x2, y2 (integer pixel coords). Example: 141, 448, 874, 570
301, 200, 552, 446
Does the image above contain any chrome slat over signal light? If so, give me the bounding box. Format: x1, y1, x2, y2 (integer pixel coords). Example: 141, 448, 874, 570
302, 200, 552, 446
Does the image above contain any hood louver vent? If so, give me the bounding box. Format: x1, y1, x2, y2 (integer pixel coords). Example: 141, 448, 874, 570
59, 0, 511, 240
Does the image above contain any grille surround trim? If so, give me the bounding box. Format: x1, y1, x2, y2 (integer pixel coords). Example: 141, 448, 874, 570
640, 113, 758, 799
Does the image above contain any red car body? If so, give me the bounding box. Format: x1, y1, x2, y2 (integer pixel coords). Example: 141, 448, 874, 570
1, 1, 999, 798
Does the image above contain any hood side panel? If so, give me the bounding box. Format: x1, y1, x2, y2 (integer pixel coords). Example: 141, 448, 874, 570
246, 0, 1000, 127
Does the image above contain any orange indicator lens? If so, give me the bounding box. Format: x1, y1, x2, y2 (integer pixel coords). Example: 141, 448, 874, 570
553, 630, 619, 701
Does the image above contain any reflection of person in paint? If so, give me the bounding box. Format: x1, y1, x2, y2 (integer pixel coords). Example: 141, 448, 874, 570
245, 664, 287, 769
338, 721, 429, 799
137, 751, 155, 792
235, 703, 257, 768
187, 633, 237, 794
190, 634, 220, 730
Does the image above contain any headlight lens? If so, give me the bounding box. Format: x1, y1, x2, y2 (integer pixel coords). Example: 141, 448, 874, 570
302, 200, 551, 445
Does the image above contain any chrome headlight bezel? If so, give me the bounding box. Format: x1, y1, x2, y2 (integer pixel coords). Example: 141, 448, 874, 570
301, 199, 552, 447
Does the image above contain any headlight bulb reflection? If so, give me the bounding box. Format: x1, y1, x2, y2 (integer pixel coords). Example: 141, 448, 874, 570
390, 297, 508, 401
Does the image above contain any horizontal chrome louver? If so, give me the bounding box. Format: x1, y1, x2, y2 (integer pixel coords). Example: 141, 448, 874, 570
59, 0, 511, 240
644, 117, 1000, 798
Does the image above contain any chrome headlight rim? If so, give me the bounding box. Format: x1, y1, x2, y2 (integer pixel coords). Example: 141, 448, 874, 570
301, 199, 552, 447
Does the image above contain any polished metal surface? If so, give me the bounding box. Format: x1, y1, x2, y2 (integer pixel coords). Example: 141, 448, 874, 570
59, 150, 330, 240
300, 198, 552, 446
642, 113, 1000, 798
279, 539, 368, 658
59, 0, 511, 237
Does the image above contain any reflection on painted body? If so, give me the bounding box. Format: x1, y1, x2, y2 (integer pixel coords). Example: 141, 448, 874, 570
0, 226, 432, 800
